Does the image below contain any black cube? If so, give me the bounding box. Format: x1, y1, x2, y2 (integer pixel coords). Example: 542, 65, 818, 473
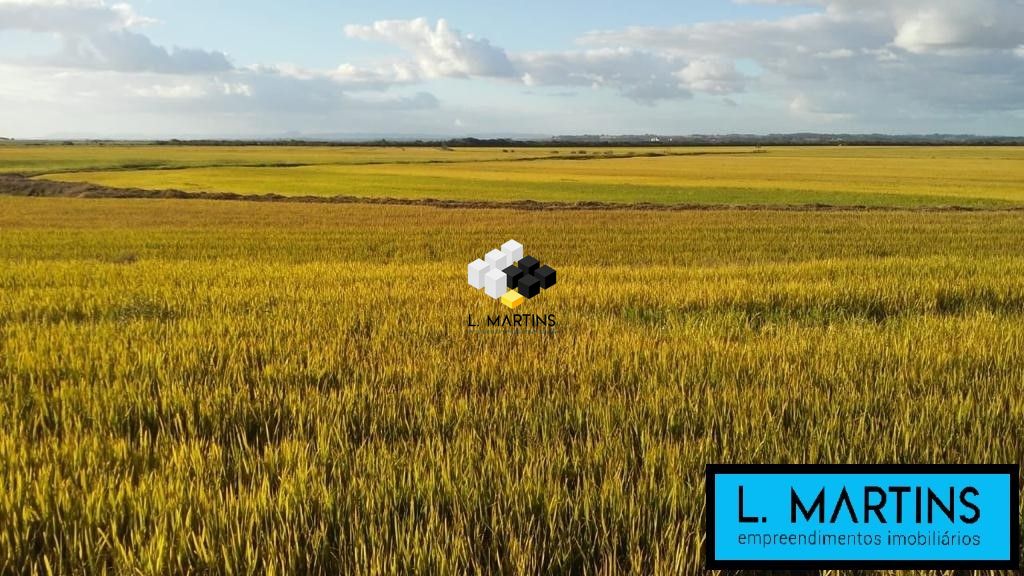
518, 274, 541, 299
503, 265, 524, 289
534, 265, 556, 289
518, 256, 540, 275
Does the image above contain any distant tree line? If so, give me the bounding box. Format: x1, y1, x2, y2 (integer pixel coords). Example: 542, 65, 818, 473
7, 134, 1022, 147
152, 134, 1024, 147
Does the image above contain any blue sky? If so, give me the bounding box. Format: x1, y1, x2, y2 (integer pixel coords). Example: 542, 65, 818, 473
0, 0, 1022, 138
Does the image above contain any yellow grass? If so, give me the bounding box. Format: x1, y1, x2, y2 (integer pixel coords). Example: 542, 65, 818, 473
1, 195, 1023, 574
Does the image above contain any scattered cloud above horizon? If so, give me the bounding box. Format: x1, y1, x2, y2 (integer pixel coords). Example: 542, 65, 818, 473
344, 18, 516, 79
581, 0, 1024, 120
0, 0, 231, 73
0, 0, 1022, 137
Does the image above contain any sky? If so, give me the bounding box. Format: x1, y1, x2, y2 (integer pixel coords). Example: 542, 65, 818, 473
0, 0, 1023, 138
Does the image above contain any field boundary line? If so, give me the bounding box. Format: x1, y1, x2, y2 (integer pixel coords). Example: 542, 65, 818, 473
12, 149, 764, 178
2, 174, 1022, 213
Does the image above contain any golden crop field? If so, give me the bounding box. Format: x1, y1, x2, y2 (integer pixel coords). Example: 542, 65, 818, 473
12, 144, 1024, 207
0, 143, 574, 174
1, 145, 1023, 574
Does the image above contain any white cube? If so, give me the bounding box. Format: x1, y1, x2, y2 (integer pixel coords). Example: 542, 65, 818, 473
468, 259, 490, 289
484, 268, 507, 299
484, 249, 509, 272
501, 239, 524, 263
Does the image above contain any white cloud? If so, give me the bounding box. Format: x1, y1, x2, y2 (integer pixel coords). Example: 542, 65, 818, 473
0, 0, 144, 34
0, 61, 443, 138
1, 2, 1023, 136
341, 19, 695, 102
676, 58, 748, 94
0, 0, 443, 137
0, 0, 231, 73
344, 18, 514, 79
330, 62, 419, 88
220, 82, 251, 97
52, 30, 232, 73
579, 1, 1024, 119
890, 3, 1023, 54
789, 93, 852, 122
512, 47, 691, 102
815, 48, 855, 59
731, 0, 1024, 54
132, 82, 208, 100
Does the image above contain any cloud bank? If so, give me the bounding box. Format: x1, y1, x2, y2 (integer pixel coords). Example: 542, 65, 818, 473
0, 0, 1022, 136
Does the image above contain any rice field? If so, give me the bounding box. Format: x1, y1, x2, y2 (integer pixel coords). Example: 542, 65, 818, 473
1, 187, 1023, 574
15, 144, 1024, 207
2, 144, 1023, 573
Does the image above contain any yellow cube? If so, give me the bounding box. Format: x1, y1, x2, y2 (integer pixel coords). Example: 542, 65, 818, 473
500, 290, 525, 309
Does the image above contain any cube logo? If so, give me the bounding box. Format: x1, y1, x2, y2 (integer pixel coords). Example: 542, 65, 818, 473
467, 240, 558, 309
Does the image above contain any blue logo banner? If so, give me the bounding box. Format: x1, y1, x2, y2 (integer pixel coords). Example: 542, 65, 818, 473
706, 464, 1019, 570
